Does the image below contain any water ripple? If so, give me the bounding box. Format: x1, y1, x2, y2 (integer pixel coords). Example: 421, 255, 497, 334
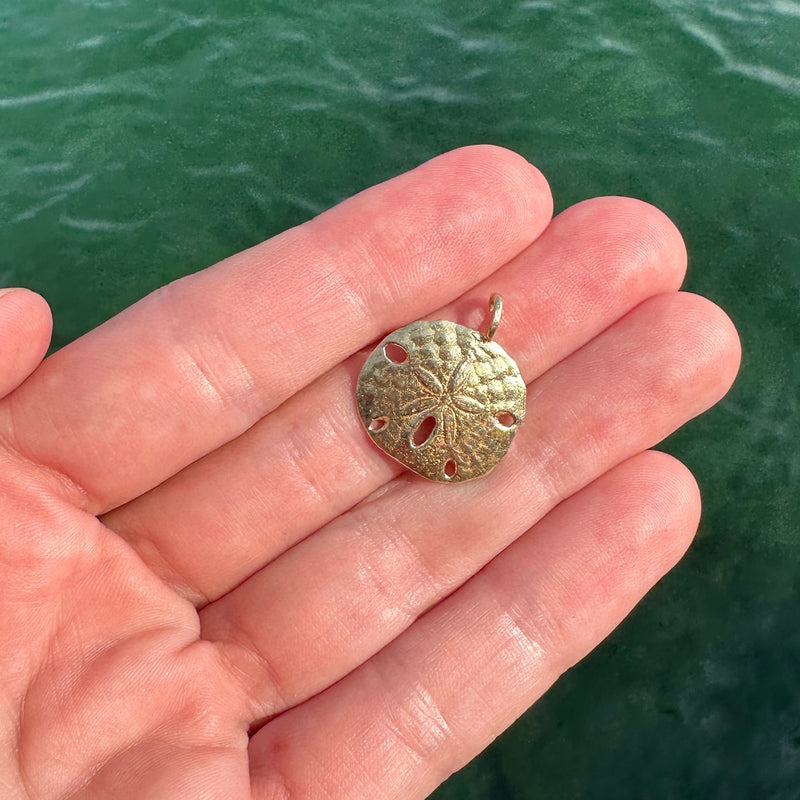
10, 173, 95, 224
766, 0, 800, 19
0, 79, 155, 109
59, 216, 146, 233
143, 12, 215, 48
518, 1, 554, 10
677, 18, 800, 96
424, 23, 503, 53
74, 35, 108, 50
186, 163, 259, 178
12, 194, 69, 224
593, 35, 638, 55
0, 84, 106, 109
21, 162, 74, 174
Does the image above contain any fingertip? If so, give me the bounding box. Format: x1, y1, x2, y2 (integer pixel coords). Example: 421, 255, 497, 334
627, 449, 702, 565
448, 144, 553, 204
303, 144, 554, 320
432, 144, 554, 240
693, 292, 742, 394
0, 289, 53, 396
621, 197, 688, 290
665, 291, 742, 404
555, 196, 689, 294
545, 450, 704, 650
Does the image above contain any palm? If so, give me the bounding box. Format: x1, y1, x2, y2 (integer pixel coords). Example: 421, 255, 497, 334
0, 147, 738, 799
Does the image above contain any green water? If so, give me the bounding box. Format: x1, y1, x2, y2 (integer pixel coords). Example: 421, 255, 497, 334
2, 1, 799, 797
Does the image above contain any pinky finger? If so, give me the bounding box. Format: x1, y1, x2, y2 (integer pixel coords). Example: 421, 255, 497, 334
0, 289, 52, 398
248, 450, 701, 800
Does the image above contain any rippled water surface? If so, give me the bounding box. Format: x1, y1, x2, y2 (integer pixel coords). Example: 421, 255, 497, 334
2, 1, 799, 798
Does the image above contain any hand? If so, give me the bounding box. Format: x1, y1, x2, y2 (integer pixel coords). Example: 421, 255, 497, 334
0, 146, 739, 799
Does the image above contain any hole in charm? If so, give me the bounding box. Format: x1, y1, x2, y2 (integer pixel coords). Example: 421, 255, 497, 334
369, 416, 388, 432
496, 411, 516, 428
411, 415, 437, 447
384, 342, 408, 364
443, 459, 458, 479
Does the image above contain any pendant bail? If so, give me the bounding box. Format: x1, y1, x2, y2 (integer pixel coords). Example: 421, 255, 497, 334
484, 293, 503, 341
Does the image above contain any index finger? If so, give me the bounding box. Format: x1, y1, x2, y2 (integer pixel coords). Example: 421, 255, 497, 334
0, 146, 552, 513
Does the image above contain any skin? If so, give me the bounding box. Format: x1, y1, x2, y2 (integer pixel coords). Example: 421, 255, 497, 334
0, 146, 739, 799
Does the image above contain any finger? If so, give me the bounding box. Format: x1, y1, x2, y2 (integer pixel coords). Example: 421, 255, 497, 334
105, 196, 689, 604
0, 146, 552, 513
248, 450, 701, 799
0, 289, 51, 398
202, 291, 740, 716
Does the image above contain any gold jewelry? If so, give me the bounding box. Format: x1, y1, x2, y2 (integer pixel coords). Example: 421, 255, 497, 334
356, 294, 526, 482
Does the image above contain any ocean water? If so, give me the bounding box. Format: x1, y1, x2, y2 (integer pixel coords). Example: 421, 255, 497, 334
1, 1, 799, 797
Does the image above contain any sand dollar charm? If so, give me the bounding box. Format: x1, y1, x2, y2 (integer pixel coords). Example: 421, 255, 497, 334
356, 294, 526, 482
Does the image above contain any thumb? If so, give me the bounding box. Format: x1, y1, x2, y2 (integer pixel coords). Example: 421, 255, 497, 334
0, 289, 53, 398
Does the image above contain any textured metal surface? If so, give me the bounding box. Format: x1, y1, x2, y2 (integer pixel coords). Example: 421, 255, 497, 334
356, 314, 526, 482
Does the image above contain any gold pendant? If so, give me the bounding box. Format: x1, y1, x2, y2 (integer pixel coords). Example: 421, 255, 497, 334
356, 294, 526, 482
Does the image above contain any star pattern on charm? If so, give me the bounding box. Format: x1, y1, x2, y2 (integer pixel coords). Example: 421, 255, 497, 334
401, 357, 486, 446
